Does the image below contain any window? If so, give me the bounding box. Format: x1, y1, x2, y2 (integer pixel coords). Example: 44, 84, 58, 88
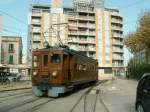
106, 60, 110, 64
43, 55, 48, 66
8, 44, 14, 53
51, 54, 61, 64
9, 55, 14, 64
139, 77, 147, 89
104, 68, 112, 74
146, 76, 150, 88
33, 55, 39, 67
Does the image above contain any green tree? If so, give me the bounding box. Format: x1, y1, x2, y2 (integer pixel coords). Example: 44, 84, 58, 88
125, 11, 150, 62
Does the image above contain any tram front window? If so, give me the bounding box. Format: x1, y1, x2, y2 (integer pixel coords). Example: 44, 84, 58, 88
51, 54, 61, 64
33, 55, 39, 67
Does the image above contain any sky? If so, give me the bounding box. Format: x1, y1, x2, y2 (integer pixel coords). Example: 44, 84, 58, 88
0, 0, 150, 64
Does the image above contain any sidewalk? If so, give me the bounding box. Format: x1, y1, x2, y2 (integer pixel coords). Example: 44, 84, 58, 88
101, 78, 138, 112
0, 81, 32, 92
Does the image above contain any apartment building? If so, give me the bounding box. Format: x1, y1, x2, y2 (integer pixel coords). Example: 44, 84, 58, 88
0, 16, 2, 33
96, 8, 124, 77
0, 16, 2, 65
1, 36, 22, 65
28, 0, 124, 78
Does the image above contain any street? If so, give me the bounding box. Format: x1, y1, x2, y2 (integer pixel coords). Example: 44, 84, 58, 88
0, 79, 138, 112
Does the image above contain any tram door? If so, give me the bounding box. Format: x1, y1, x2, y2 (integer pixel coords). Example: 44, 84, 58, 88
41, 53, 49, 72
63, 54, 69, 83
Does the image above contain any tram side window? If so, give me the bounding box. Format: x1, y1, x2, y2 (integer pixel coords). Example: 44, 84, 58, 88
43, 55, 48, 66
77, 64, 86, 71
33, 55, 39, 67
51, 54, 61, 64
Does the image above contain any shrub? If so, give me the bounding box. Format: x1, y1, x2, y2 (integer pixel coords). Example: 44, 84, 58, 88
128, 63, 150, 79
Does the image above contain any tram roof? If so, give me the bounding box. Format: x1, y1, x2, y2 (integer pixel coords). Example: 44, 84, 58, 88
33, 46, 97, 63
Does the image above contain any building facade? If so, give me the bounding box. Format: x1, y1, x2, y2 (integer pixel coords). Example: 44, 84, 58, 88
28, 0, 124, 78
1, 36, 22, 65
0, 16, 2, 65
96, 8, 124, 77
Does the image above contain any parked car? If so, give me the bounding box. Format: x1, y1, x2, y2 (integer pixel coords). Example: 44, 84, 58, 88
7, 73, 21, 82
135, 73, 150, 112
0, 72, 21, 82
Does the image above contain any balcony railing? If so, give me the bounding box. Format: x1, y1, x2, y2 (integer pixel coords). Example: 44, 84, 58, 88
68, 31, 78, 35
111, 26, 122, 31
68, 15, 95, 21
8, 49, 15, 53
112, 40, 123, 46
86, 47, 96, 51
113, 63, 124, 67
69, 23, 77, 26
33, 28, 41, 33
112, 33, 122, 38
113, 55, 124, 60
31, 12, 42, 17
113, 48, 123, 53
31, 21, 41, 25
111, 19, 122, 24
78, 31, 89, 35
33, 38, 41, 41
89, 32, 95, 36
78, 23, 87, 27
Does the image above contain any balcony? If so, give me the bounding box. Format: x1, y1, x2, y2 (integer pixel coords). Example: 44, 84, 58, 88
112, 33, 122, 38
31, 20, 41, 25
111, 19, 122, 24
78, 23, 88, 27
31, 12, 42, 17
33, 37, 41, 42
33, 28, 41, 33
69, 23, 77, 26
76, 8, 94, 13
77, 47, 87, 51
88, 16, 95, 20
88, 24, 95, 28
113, 48, 123, 53
111, 26, 122, 31
68, 31, 78, 35
113, 56, 124, 60
68, 38, 78, 43
8, 49, 15, 53
113, 63, 124, 67
86, 47, 96, 52
89, 32, 95, 36
111, 12, 121, 17
78, 31, 89, 35
112, 40, 124, 46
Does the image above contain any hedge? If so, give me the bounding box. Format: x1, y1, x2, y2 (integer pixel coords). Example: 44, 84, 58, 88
128, 63, 150, 79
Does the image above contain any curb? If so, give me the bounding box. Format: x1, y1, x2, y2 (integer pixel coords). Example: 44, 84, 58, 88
0, 87, 31, 92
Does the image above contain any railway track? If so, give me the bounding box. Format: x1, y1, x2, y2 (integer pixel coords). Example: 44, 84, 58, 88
0, 88, 56, 112
0, 97, 55, 112
22, 98, 55, 112
70, 80, 111, 112
0, 92, 32, 103
0, 80, 112, 112
0, 90, 31, 98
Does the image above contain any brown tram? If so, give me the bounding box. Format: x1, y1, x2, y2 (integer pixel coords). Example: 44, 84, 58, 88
32, 46, 98, 97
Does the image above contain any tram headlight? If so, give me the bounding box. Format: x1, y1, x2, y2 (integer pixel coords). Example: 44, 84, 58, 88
52, 71, 58, 77
33, 71, 37, 76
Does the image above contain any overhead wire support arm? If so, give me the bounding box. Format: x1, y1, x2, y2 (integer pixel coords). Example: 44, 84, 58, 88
51, 23, 69, 46
42, 23, 69, 48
